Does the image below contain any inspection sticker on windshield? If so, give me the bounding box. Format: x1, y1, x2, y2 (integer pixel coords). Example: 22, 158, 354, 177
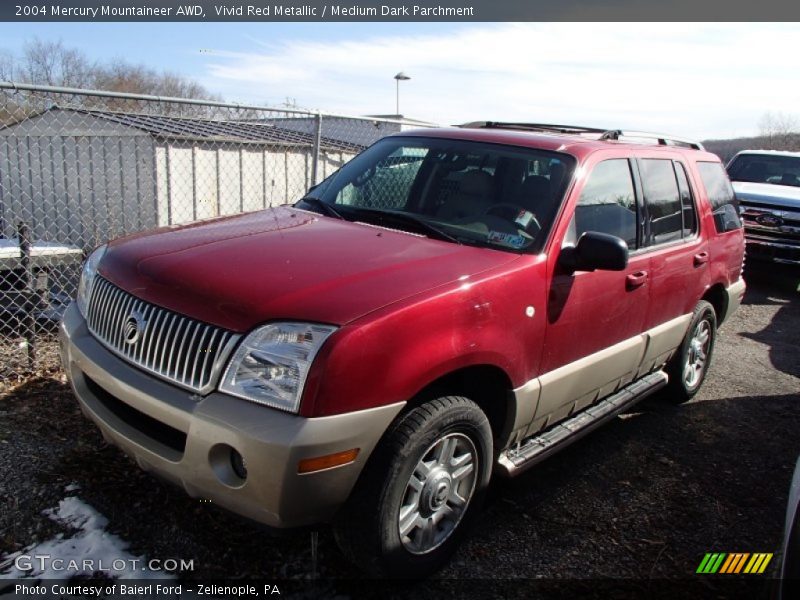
488, 231, 527, 248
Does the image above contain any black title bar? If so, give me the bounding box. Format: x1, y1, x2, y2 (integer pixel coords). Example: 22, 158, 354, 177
2, 0, 799, 22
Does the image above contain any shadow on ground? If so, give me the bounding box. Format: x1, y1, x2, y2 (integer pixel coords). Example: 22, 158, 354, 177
739, 264, 800, 380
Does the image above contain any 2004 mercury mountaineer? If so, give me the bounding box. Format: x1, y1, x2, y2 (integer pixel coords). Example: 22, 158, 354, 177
60, 122, 746, 577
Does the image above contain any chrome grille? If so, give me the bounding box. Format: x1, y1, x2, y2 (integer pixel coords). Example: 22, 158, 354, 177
86, 277, 239, 393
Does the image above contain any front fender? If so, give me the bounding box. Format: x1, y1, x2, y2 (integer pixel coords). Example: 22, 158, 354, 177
302, 260, 547, 417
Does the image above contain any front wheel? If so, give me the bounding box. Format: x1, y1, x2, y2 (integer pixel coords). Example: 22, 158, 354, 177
664, 300, 717, 403
333, 396, 493, 577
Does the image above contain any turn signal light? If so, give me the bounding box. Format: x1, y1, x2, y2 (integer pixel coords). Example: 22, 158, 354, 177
297, 448, 360, 474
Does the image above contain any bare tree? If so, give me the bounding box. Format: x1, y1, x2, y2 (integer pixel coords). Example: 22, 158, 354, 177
1, 38, 221, 115
89, 60, 220, 114
758, 111, 800, 151
19, 39, 95, 88
0, 49, 15, 81
0, 50, 23, 125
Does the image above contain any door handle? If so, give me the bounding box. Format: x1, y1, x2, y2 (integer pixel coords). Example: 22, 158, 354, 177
694, 251, 709, 267
626, 271, 648, 288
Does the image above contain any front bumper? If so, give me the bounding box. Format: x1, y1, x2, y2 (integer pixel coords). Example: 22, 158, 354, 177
745, 235, 800, 265
59, 302, 404, 528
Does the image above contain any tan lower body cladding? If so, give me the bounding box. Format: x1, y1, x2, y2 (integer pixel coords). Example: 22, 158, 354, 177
508, 313, 692, 445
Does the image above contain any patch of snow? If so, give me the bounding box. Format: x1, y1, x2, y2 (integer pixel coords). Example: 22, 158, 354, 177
0, 239, 82, 259
0, 496, 174, 580
64, 483, 81, 493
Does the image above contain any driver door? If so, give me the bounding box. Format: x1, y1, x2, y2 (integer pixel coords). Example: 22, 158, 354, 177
534, 156, 650, 428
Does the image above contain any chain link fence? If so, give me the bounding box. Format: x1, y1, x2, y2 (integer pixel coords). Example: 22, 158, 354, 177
0, 82, 435, 382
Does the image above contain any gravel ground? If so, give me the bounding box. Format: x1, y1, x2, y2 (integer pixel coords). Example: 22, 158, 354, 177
1, 264, 798, 598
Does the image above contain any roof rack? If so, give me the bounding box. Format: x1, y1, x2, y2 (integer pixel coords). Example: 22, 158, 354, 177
459, 121, 705, 151
460, 121, 608, 135
600, 130, 705, 151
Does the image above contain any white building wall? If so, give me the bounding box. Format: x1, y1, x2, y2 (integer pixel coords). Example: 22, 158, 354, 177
155, 143, 355, 226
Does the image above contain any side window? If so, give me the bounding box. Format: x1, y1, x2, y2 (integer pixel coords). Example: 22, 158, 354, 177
640, 159, 682, 245
674, 162, 698, 238
696, 161, 742, 233
573, 159, 637, 249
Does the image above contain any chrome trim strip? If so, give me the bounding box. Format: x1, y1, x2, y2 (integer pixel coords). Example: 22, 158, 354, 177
199, 328, 220, 389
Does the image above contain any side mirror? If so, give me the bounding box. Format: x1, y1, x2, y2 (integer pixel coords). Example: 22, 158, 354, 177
559, 231, 629, 273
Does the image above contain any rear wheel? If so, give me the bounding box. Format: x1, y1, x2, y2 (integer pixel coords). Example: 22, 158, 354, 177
333, 396, 492, 577
665, 300, 717, 403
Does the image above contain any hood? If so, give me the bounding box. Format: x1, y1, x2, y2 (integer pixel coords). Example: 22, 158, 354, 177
733, 181, 800, 210
99, 207, 520, 332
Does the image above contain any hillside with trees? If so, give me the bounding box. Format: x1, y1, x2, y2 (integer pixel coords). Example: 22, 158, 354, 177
703, 111, 800, 162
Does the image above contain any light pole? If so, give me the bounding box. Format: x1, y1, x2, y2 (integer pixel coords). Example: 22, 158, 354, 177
394, 72, 410, 116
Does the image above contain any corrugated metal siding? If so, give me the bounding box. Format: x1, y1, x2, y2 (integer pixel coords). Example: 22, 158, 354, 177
1, 110, 358, 239
0, 111, 157, 250
153, 142, 355, 227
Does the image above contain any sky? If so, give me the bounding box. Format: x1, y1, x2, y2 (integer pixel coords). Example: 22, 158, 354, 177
1, 22, 798, 140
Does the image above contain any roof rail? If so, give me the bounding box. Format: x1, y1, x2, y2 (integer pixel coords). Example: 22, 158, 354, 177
459, 121, 705, 151
459, 121, 608, 135
600, 130, 705, 151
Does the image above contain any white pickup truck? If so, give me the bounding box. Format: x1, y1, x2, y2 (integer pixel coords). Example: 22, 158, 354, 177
727, 150, 800, 265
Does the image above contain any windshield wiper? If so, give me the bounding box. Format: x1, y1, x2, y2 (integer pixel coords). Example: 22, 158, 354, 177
350, 208, 462, 244
296, 196, 345, 220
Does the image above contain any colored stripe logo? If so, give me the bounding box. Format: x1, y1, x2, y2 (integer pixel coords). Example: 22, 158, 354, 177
697, 553, 773, 574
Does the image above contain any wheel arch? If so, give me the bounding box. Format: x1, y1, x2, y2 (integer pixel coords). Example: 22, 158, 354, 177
402, 363, 515, 451
702, 282, 728, 325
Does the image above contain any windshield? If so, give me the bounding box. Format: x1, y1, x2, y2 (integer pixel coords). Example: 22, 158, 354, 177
300, 136, 576, 253
728, 153, 800, 188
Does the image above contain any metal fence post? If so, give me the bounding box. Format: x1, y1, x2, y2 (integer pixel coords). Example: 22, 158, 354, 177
311, 112, 323, 186
17, 221, 36, 367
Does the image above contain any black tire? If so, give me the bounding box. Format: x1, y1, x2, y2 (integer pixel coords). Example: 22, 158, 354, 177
333, 396, 493, 578
664, 300, 717, 403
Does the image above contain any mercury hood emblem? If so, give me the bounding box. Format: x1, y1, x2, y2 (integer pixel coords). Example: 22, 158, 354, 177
123, 310, 147, 345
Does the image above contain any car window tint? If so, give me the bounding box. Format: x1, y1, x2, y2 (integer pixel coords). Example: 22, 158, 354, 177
697, 161, 742, 233
674, 162, 698, 237
314, 137, 577, 254
727, 153, 800, 187
641, 159, 683, 245
573, 159, 637, 249
335, 147, 428, 209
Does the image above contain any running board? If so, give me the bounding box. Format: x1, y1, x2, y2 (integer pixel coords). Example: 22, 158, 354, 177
497, 370, 668, 477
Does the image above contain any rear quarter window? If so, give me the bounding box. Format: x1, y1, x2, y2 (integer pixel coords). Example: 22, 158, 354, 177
696, 162, 742, 233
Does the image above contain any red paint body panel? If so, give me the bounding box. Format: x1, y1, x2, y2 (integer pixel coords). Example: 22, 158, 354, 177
540, 146, 742, 374
100, 207, 519, 332
303, 256, 547, 417
542, 148, 650, 371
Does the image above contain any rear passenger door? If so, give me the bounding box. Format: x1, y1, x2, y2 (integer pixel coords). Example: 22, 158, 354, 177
537, 156, 651, 426
636, 157, 709, 364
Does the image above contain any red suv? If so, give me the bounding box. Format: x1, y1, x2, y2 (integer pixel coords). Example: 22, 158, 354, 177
60, 122, 746, 577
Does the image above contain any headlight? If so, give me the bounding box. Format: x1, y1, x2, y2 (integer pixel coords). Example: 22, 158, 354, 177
219, 322, 337, 413
76, 244, 107, 318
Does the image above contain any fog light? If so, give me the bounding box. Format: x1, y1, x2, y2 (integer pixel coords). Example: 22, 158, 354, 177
230, 449, 248, 480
